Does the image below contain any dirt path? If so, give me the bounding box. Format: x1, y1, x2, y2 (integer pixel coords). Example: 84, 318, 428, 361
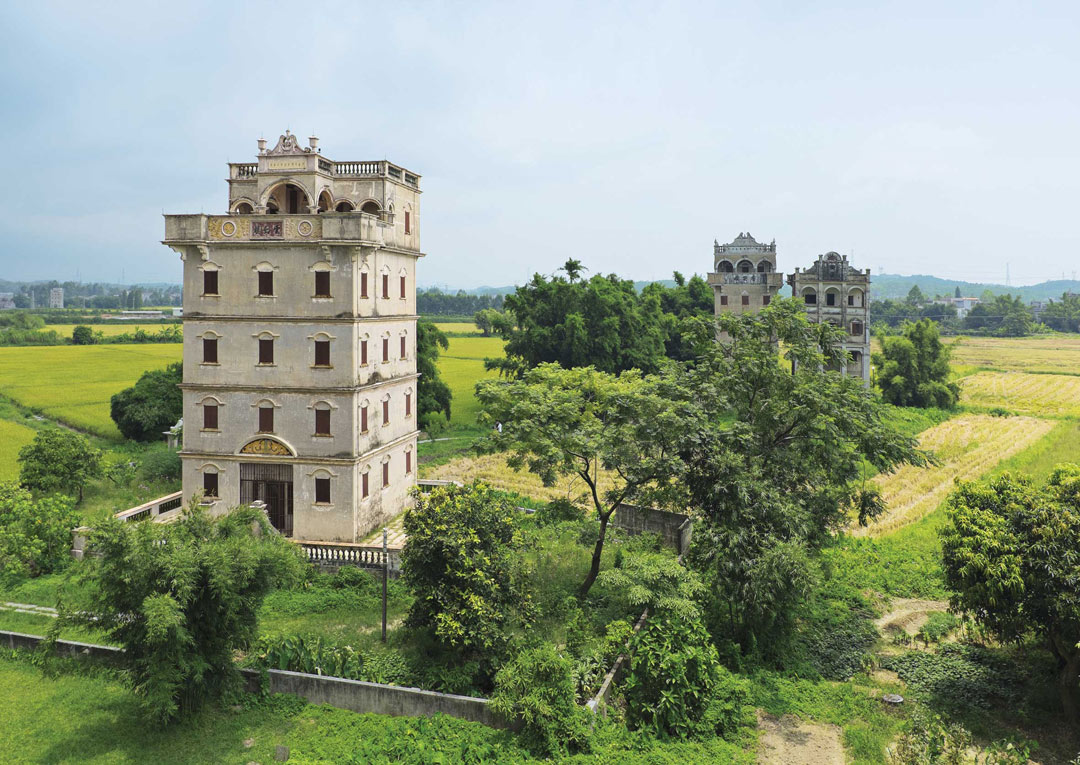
757, 712, 845, 765
874, 598, 949, 637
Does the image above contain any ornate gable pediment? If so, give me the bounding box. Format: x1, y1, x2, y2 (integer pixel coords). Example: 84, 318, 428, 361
267, 131, 307, 156
240, 438, 293, 456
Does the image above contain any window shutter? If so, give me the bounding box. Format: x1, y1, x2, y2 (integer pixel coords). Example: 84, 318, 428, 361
405, 392, 411, 416
404, 211, 411, 234
400, 335, 406, 359
406, 450, 412, 474
361, 340, 368, 366
203, 472, 219, 498
259, 338, 274, 364
361, 405, 368, 432
720, 295, 728, 306
382, 399, 389, 424
259, 406, 274, 433
203, 404, 218, 430
315, 477, 330, 504
382, 462, 389, 487
400, 275, 406, 298
203, 337, 218, 364
315, 408, 331, 435
362, 472, 369, 498
258, 271, 274, 296
315, 271, 330, 298
741, 295, 750, 306
360, 273, 368, 298
315, 340, 330, 366
762, 295, 771, 305
382, 274, 389, 299
382, 338, 389, 362
203, 270, 218, 295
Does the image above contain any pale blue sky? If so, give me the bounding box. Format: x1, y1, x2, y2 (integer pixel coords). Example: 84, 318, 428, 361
1, 1, 1078, 288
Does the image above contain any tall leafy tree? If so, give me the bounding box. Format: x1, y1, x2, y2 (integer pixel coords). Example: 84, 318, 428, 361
416, 320, 452, 431
0, 481, 80, 578
642, 272, 715, 361
964, 294, 1036, 336
110, 362, 183, 441
488, 262, 667, 377
675, 299, 928, 657
1042, 292, 1080, 332
18, 428, 102, 502
873, 318, 960, 408
476, 364, 686, 597
56, 502, 303, 722
940, 467, 1080, 720
906, 284, 927, 306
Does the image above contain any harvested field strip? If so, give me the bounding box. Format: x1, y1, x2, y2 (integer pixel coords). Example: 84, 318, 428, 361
855, 414, 1054, 537
947, 335, 1080, 375
422, 452, 620, 505
960, 371, 1080, 418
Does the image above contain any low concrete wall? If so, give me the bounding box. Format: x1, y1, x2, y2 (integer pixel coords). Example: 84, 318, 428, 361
240, 668, 503, 728
612, 504, 692, 555
1, 629, 503, 728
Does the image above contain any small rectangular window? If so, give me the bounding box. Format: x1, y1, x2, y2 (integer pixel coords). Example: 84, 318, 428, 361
203, 404, 218, 430
382, 338, 389, 362
259, 338, 274, 364
361, 340, 368, 366
361, 405, 368, 433
404, 211, 411, 234
315, 340, 330, 367
762, 295, 771, 306
826, 292, 836, 307
315, 271, 331, 298
382, 274, 389, 299
406, 450, 412, 474
362, 472, 369, 498
258, 270, 274, 296
400, 335, 406, 359
315, 409, 331, 436
382, 461, 389, 488
360, 272, 368, 298
400, 275, 406, 298
719, 295, 728, 306
405, 391, 411, 417
203, 337, 218, 364
315, 477, 331, 504
258, 406, 274, 433
203, 270, 218, 295
741, 295, 750, 306
382, 399, 390, 425
203, 472, 219, 498
804, 293, 817, 305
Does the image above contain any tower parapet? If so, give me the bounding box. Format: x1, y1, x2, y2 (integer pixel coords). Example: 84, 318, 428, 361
708, 232, 784, 315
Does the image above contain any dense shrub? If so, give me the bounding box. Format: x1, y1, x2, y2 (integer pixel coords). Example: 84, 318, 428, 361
253, 634, 413, 686
882, 643, 1030, 711
109, 362, 182, 441
18, 428, 102, 502
798, 583, 878, 680
139, 444, 182, 481
596, 548, 704, 620
489, 644, 592, 757
0, 481, 80, 581
533, 497, 585, 526
624, 613, 748, 740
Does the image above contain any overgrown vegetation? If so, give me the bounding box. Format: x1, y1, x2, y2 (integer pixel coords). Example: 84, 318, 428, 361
109, 361, 182, 441
874, 318, 960, 408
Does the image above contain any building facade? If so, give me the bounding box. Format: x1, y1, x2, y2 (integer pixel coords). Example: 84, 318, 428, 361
163, 131, 422, 542
49, 288, 64, 309
707, 232, 784, 316
787, 251, 870, 381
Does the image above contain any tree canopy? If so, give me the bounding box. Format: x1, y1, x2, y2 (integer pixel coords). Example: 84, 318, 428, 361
416, 320, 452, 432
0, 481, 80, 579
963, 294, 1037, 336
18, 428, 102, 502
873, 318, 960, 408
110, 361, 183, 441
940, 467, 1080, 720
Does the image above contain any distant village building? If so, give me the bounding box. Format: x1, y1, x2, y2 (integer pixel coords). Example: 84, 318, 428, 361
707, 233, 784, 316
163, 131, 422, 542
49, 287, 64, 309
788, 252, 871, 382
0, 294, 14, 310
932, 296, 979, 320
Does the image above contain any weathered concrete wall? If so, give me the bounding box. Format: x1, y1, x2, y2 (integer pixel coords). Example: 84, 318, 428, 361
611, 504, 692, 555
0, 630, 121, 661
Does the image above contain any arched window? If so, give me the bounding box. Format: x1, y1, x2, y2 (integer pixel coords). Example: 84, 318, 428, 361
254, 262, 276, 297
335, 200, 355, 212
851, 320, 864, 337
233, 201, 253, 215
737, 259, 753, 273
313, 401, 332, 436
847, 289, 864, 308
360, 200, 380, 215
265, 182, 309, 214
359, 399, 369, 433
825, 287, 840, 307
311, 469, 333, 505
200, 330, 221, 364
201, 464, 220, 499
201, 262, 221, 296
317, 190, 333, 213
199, 396, 222, 431
802, 287, 817, 305
756, 260, 773, 273
718, 260, 734, 273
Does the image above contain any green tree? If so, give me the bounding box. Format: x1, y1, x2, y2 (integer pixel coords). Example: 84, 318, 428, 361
401, 482, 532, 654
1043, 292, 1080, 332
416, 320, 452, 431
488, 267, 667, 377
940, 467, 1080, 720
954, 285, 962, 298
473, 308, 501, 337
0, 481, 80, 579
642, 272, 715, 361
873, 318, 960, 408
56, 502, 303, 722
18, 428, 102, 502
964, 294, 1036, 336
110, 362, 182, 441
71, 325, 95, 345
906, 284, 927, 306
476, 364, 686, 597
675, 300, 927, 658
623, 612, 748, 740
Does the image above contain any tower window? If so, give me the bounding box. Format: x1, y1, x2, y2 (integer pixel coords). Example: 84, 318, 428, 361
382, 461, 389, 488
404, 211, 411, 234
361, 471, 369, 498
803, 292, 817, 305
400, 275, 406, 298
762, 295, 771, 306
259, 338, 274, 365
382, 274, 389, 299
314, 339, 330, 367
203, 337, 218, 364
258, 406, 274, 433
405, 391, 411, 417
405, 450, 412, 474
361, 339, 368, 366
203, 403, 218, 430
258, 271, 274, 297
382, 337, 389, 363
741, 295, 750, 306
203, 472, 219, 498
360, 272, 368, 298
720, 295, 728, 306
315, 271, 331, 298
315, 408, 331, 436
361, 404, 368, 433
315, 477, 331, 504
826, 292, 836, 307
203, 270, 219, 296
382, 398, 390, 425
851, 321, 864, 336
400, 335, 406, 359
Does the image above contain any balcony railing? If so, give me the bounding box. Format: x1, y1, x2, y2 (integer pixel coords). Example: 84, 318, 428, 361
115, 491, 184, 523
234, 164, 257, 179
708, 272, 781, 285
335, 161, 381, 175
294, 540, 401, 573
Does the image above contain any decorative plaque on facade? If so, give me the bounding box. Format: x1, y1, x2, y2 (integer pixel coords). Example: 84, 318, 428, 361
251, 221, 283, 239
240, 438, 292, 456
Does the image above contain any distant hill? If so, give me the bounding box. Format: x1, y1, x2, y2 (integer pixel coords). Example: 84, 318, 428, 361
870, 274, 1080, 302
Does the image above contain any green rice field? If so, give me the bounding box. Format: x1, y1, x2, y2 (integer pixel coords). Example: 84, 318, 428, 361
0, 419, 37, 481
44, 323, 181, 338
439, 335, 504, 426
0, 345, 182, 439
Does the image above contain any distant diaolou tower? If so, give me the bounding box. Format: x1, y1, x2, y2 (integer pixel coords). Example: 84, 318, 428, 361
163, 132, 423, 542
707, 232, 785, 316
788, 251, 871, 382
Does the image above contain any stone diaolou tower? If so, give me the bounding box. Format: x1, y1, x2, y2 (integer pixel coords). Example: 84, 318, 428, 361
163, 132, 422, 542
707, 232, 785, 316
788, 251, 871, 382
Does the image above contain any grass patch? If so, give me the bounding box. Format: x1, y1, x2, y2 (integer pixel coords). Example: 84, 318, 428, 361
878, 404, 954, 439
959, 371, 1080, 418
44, 324, 182, 339
988, 418, 1080, 481
0, 418, 36, 482
424, 452, 620, 505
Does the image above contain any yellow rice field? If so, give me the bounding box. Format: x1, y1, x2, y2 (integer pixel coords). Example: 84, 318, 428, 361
855, 414, 1055, 537
422, 452, 620, 505
946, 335, 1080, 375
45, 323, 181, 338
959, 371, 1080, 418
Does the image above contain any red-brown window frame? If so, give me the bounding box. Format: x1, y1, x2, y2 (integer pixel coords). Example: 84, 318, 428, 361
203, 337, 218, 364
258, 270, 274, 296
314, 339, 330, 367
203, 472, 219, 498
360, 272, 368, 298
381, 274, 389, 299
203, 270, 218, 296
315, 477, 331, 504
315, 408, 331, 436
203, 403, 218, 430
259, 338, 274, 364
314, 270, 331, 298
258, 406, 274, 433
